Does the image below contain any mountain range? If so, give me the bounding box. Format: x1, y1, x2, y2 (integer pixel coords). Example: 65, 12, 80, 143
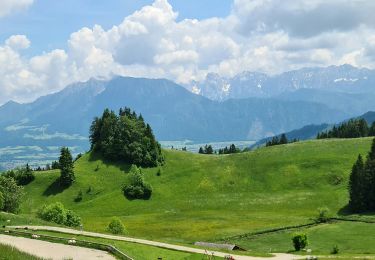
2, 64, 375, 169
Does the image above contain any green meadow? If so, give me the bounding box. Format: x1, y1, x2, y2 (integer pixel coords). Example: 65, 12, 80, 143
16, 137, 375, 255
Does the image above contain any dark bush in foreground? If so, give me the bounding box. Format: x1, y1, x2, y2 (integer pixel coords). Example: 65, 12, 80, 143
122, 165, 152, 200
292, 233, 308, 251
37, 202, 81, 227
107, 217, 126, 234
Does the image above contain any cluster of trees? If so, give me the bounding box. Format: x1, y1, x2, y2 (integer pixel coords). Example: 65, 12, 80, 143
198, 145, 214, 154
122, 165, 152, 200
59, 147, 75, 187
266, 134, 298, 147
199, 144, 241, 154
349, 138, 375, 212
3, 164, 35, 186
37, 202, 81, 227
218, 144, 240, 154
317, 119, 375, 139
90, 108, 164, 167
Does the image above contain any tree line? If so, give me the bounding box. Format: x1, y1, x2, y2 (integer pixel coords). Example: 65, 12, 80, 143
90, 107, 164, 167
349, 138, 375, 212
198, 144, 242, 155
266, 134, 298, 147
317, 119, 375, 139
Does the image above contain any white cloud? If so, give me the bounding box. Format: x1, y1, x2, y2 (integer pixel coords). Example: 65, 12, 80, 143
2, 0, 375, 105
0, 0, 34, 17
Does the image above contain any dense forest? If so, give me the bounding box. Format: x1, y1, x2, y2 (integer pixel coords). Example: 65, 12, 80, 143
317, 119, 375, 139
90, 108, 164, 167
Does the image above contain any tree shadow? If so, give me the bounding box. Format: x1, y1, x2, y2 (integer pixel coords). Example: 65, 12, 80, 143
43, 178, 69, 196
337, 204, 351, 216
88, 152, 131, 172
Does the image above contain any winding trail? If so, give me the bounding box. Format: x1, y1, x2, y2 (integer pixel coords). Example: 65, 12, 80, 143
9, 225, 299, 260
0, 234, 115, 260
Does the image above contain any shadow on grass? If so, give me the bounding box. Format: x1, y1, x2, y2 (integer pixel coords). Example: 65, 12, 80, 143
43, 178, 69, 196
88, 152, 131, 172
337, 204, 351, 216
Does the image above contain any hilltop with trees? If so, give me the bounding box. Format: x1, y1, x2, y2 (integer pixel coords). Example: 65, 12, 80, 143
317, 118, 375, 139
89, 107, 164, 167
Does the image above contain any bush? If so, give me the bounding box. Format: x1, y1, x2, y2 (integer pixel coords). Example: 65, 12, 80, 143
292, 233, 308, 251
316, 207, 330, 223
0, 176, 24, 213
156, 169, 161, 176
3, 166, 35, 186
122, 165, 152, 200
74, 190, 83, 202
66, 210, 81, 227
107, 217, 125, 234
37, 202, 67, 225
331, 245, 339, 254
37, 202, 81, 227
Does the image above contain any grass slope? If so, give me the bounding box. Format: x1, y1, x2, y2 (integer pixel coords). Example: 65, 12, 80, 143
0, 244, 44, 260
21, 138, 373, 245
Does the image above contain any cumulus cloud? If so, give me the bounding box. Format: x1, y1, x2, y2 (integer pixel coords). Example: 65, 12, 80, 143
1, 0, 375, 105
0, 0, 34, 17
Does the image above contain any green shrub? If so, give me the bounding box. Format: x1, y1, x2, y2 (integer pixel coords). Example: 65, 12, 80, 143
74, 190, 83, 202
316, 207, 330, 223
37, 202, 81, 227
292, 233, 308, 251
66, 210, 81, 227
331, 245, 339, 254
122, 165, 152, 200
107, 217, 125, 234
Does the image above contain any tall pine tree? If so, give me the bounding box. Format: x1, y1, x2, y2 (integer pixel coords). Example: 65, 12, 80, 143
59, 147, 75, 187
349, 155, 365, 212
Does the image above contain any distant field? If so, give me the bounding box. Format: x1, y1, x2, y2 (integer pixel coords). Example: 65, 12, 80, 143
15, 137, 375, 257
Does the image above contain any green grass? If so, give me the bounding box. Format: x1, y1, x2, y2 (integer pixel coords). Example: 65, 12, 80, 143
230, 221, 375, 256
19, 138, 375, 248
0, 243, 44, 260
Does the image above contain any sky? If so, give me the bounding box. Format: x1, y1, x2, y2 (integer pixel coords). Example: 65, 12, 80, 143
1, 0, 375, 105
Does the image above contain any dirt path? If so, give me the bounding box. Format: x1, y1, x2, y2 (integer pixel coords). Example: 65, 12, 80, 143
9, 225, 299, 260
0, 234, 115, 260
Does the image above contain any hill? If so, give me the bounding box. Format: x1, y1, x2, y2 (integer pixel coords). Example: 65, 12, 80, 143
20, 138, 374, 244
254, 111, 375, 147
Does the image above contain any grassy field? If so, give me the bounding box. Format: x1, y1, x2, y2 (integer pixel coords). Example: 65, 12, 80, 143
0, 243, 44, 260
230, 221, 375, 256
19, 138, 375, 249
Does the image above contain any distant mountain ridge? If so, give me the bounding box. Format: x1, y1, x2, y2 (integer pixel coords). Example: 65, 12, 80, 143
0, 76, 345, 145
187, 64, 375, 101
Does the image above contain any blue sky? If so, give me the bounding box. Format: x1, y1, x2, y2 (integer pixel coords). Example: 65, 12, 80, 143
0, 0, 232, 55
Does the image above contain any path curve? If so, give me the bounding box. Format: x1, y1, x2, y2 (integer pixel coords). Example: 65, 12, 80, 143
9, 226, 299, 260
0, 234, 115, 260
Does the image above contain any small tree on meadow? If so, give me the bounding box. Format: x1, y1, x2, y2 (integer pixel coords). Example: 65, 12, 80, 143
292, 233, 308, 251
107, 217, 126, 234
59, 147, 75, 187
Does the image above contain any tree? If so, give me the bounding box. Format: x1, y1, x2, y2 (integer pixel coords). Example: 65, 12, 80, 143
292, 233, 308, 251
279, 134, 288, 144
349, 155, 365, 212
0, 176, 23, 213
122, 165, 153, 200
59, 147, 75, 187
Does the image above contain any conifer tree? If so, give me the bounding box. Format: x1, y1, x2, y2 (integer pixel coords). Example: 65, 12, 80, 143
349, 154, 364, 212
59, 147, 75, 187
